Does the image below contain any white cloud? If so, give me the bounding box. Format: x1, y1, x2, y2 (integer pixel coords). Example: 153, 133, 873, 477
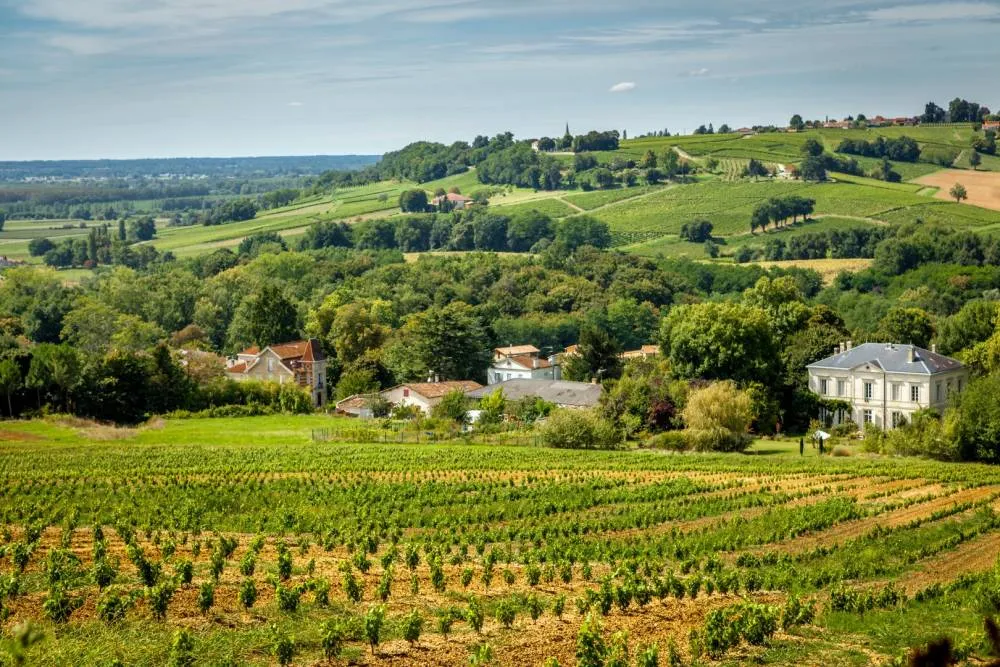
867, 2, 1000, 22
686, 67, 710, 77
609, 81, 636, 93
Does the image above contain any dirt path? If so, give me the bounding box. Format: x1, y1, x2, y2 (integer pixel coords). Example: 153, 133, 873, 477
558, 197, 585, 213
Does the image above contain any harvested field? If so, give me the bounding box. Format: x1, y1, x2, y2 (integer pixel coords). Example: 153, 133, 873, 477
914, 168, 1000, 211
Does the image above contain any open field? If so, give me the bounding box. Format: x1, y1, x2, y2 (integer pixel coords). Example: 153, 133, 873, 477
914, 169, 1000, 212
3, 417, 1000, 665
754, 258, 875, 285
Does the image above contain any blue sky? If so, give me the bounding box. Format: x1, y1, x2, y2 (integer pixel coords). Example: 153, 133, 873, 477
1, 0, 999, 160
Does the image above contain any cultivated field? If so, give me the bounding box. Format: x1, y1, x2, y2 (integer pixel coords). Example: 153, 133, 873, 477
3, 416, 1000, 665
915, 169, 1000, 212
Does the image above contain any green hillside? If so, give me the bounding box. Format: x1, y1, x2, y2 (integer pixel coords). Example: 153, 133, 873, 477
13, 123, 1000, 269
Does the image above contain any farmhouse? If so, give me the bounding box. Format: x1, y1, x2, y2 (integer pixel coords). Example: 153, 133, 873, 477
489, 345, 560, 385
381, 380, 483, 416
466, 379, 603, 409
431, 193, 474, 210
984, 120, 1000, 132
225, 339, 327, 407
807, 342, 968, 430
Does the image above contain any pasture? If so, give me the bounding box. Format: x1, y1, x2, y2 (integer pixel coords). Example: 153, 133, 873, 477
3, 416, 1000, 665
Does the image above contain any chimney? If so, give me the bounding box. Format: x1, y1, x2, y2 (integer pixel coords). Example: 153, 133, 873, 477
434, 374, 440, 383
908, 347, 916, 363
846, 340, 853, 350
533, 358, 540, 369
931, 343, 937, 354
834, 345, 841, 355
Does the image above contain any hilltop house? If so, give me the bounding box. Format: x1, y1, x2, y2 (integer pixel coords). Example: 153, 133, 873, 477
807, 342, 968, 430
225, 339, 327, 407
489, 346, 561, 385
381, 380, 483, 416
431, 193, 474, 210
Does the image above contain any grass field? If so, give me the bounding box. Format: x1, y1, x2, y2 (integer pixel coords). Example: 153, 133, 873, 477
4, 416, 1000, 665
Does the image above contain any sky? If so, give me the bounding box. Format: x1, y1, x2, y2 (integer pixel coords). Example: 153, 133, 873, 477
1, 0, 999, 160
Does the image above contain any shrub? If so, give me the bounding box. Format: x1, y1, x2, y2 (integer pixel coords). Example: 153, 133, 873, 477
646, 430, 690, 451
403, 609, 423, 645
42, 585, 81, 624
198, 582, 215, 614
270, 626, 295, 666
97, 586, 135, 623
276, 583, 302, 612
364, 605, 386, 654
239, 578, 257, 609
147, 582, 176, 621
680, 381, 753, 452
576, 614, 607, 667
168, 629, 195, 667
539, 409, 622, 450
93, 558, 117, 589
495, 597, 517, 629
321, 619, 345, 659
174, 559, 193, 586
342, 567, 363, 603
467, 598, 485, 633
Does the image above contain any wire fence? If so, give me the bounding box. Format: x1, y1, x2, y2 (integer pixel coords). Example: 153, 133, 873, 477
311, 427, 540, 447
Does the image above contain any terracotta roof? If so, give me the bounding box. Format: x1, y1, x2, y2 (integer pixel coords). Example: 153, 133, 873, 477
404, 381, 483, 399
498, 354, 553, 370
621, 345, 661, 359
495, 345, 540, 357
231, 339, 325, 375
336, 394, 373, 411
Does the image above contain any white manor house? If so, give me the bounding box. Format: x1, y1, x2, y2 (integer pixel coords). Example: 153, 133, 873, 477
807, 342, 969, 430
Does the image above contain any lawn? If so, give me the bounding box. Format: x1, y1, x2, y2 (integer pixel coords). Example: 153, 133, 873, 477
3, 416, 1000, 665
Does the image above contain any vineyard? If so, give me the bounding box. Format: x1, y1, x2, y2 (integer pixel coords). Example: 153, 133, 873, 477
3, 417, 1000, 665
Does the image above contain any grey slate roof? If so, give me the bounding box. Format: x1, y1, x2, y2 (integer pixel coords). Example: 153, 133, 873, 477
465, 379, 603, 408
806, 343, 963, 375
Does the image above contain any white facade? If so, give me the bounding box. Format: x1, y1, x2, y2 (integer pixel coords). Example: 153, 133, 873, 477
807, 343, 968, 430
487, 356, 561, 385
381, 386, 437, 415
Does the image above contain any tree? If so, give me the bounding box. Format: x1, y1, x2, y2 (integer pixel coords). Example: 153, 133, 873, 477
875, 308, 935, 348
0, 358, 20, 417
681, 381, 753, 452
432, 390, 469, 424
328, 303, 387, 365
554, 216, 611, 251
28, 238, 55, 257
799, 156, 827, 182
399, 190, 428, 213
563, 327, 621, 382
970, 150, 982, 170
506, 210, 553, 252
950, 183, 968, 203
660, 302, 779, 386
679, 219, 713, 243
953, 375, 1000, 462
718, 124, 731, 134
407, 302, 490, 382
789, 114, 805, 131
226, 283, 300, 352
800, 138, 824, 157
